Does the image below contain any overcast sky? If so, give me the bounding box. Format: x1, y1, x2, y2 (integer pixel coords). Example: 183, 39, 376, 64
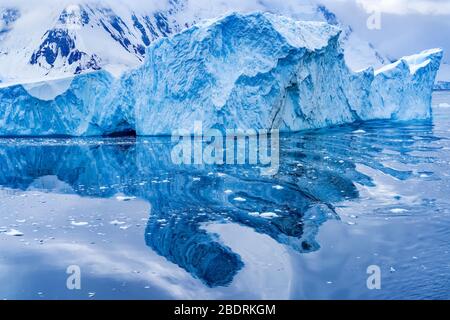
320, 0, 450, 62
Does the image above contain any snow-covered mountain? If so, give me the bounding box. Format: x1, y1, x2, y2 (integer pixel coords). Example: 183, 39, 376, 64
0, 0, 389, 85
0, 1, 187, 83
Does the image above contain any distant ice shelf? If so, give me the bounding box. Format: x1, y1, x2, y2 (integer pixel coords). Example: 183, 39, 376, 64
0, 12, 443, 137
435, 63, 450, 90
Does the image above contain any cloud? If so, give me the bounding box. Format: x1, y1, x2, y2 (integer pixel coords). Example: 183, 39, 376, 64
0, 0, 169, 12
340, 0, 450, 15
3, 0, 449, 16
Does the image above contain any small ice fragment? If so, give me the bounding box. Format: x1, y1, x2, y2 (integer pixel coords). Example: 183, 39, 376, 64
352, 130, 366, 134
272, 185, 284, 190
116, 196, 136, 202
248, 212, 260, 217
347, 221, 356, 226
119, 225, 131, 230
390, 267, 396, 273
16, 219, 26, 223
71, 221, 89, 227
192, 177, 201, 182
390, 208, 408, 214
438, 103, 450, 108
260, 212, 279, 219
224, 190, 233, 194
233, 197, 246, 202
110, 220, 126, 226
88, 293, 96, 298
5, 229, 24, 236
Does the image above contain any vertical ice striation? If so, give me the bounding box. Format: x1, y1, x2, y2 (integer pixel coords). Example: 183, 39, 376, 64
0, 12, 443, 136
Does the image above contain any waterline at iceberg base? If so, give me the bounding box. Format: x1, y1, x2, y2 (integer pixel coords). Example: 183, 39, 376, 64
0, 12, 443, 137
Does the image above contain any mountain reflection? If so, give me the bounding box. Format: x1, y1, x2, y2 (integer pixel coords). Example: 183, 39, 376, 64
0, 119, 436, 287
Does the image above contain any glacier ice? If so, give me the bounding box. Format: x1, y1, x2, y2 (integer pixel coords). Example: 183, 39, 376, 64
0, 12, 443, 137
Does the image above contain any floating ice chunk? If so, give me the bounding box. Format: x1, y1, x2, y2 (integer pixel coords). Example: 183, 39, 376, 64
390, 208, 408, 214
0, 12, 442, 136
260, 212, 279, 219
116, 196, 137, 202
71, 221, 89, 227
5, 229, 24, 236
233, 197, 247, 202
438, 103, 450, 108
110, 220, 126, 226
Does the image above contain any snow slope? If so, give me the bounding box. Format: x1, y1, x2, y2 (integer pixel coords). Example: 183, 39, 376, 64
0, 12, 442, 137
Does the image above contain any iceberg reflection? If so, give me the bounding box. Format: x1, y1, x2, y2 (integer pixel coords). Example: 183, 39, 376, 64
0, 119, 437, 287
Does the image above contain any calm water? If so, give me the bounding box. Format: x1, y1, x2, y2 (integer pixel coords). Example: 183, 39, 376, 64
1, 92, 450, 300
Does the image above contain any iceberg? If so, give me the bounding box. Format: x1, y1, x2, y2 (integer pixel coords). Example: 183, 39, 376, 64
0, 12, 443, 136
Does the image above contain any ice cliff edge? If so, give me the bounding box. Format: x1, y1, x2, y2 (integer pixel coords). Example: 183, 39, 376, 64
0, 12, 443, 136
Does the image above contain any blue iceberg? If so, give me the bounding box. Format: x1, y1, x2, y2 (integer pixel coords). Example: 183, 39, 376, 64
0, 12, 443, 136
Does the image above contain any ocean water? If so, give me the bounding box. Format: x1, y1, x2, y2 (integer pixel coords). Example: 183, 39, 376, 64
0, 92, 450, 300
